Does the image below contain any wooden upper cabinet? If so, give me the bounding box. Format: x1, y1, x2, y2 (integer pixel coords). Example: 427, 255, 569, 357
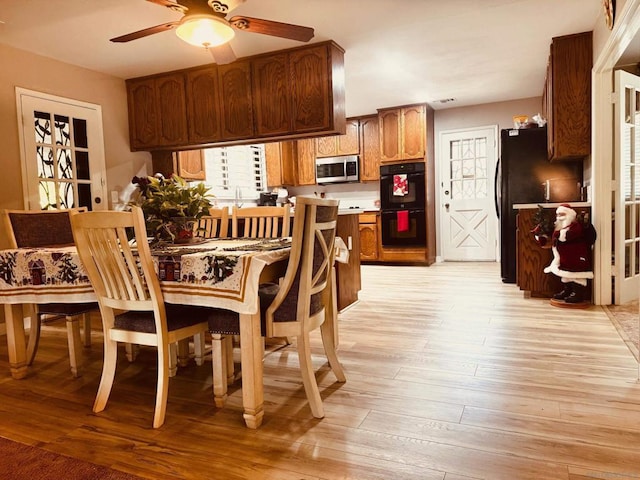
217, 60, 254, 141
292, 138, 317, 186
252, 53, 292, 137
316, 118, 359, 157
289, 45, 333, 133
545, 31, 592, 161
379, 104, 426, 163
185, 66, 222, 144
126, 41, 346, 151
127, 74, 188, 150
175, 149, 206, 180
359, 114, 380, 182
276, 139, 316, 187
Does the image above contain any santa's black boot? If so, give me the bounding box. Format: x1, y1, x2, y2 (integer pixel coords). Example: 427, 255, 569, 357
565, 283, 585, 304
552, 283, 573, 301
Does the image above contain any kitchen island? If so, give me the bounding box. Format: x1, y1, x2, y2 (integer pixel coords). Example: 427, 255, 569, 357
336, 210, 362, 311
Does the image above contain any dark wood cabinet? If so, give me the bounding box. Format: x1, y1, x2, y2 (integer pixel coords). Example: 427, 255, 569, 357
126, 41, 346, 152
252, 53, 291, 137
217, 60, 254, 141
335, 213, 361, 311
359, 114, 380, 182
185, 67, 222, 144
516, 205, 592, 297
543, 31, 592, 161
127, 74, 188, 150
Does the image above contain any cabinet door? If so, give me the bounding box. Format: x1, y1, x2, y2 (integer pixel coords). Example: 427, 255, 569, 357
548, 31, 592, 161
127, 78, 159, 149
252, 53, 292, 137
290, 45, 331, 133
315, 135, 338, 157
379, 108, 401, 162
401, 105, 426, 159
264, 142, 283, 187
155, 74, 188, 147
185, 67, 222, 144
217, 61, 254, 140
176, 150, 206, 180
359, 115, 380, 182
337, 119, 360, 155
359, 221, 378, 261
294, 138, 317, 186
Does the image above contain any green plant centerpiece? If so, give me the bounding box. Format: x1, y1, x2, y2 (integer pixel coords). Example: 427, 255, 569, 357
130, 174, 215, 244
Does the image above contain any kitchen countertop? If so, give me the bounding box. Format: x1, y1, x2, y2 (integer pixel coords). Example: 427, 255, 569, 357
513, 202, 591, 210
338, 208, 365, 215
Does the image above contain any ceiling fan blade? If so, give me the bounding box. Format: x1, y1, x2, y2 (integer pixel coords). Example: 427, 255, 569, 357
110, 22, 179, 43
209, 43, 237, 65
228, 16, 314, 42
146, 0, 187, 12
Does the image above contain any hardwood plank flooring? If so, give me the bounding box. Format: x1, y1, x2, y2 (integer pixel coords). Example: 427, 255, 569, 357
1, 262, 640, 479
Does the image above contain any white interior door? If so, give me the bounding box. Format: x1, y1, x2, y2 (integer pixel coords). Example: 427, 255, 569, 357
15, 88, 107, 211
439, 126, 498, 261
614, 70, 640, 304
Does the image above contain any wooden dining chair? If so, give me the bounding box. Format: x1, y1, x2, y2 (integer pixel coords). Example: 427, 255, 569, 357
208, 196, 346, 417
70, 206, 211, 428
0, 208, 98, 378
231, 205, 291, 238
194, 206, 230, 239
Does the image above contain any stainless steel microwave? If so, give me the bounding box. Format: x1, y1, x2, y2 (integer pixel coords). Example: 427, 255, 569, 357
315, 155, 359, 184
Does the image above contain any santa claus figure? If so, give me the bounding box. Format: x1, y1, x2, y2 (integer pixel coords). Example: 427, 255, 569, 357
543, 204, 596, 304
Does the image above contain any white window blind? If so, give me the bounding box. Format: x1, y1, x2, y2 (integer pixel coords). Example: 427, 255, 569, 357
202, 145, 266, 201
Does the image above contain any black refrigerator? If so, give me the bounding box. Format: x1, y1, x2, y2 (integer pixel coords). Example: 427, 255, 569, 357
497, 126, 582, 283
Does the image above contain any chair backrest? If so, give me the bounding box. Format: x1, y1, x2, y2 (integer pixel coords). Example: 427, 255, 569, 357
71, 207, 166, 326
195, 206, 229, 239
1, 207, 87, 248
264, 196, 339, 337
232, 205, 291, 238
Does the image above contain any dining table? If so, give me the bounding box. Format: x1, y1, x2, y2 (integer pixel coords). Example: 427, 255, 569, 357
0, 237, 291, 429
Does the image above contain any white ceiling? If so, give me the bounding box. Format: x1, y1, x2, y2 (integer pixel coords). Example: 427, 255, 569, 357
0, 0, 624, 117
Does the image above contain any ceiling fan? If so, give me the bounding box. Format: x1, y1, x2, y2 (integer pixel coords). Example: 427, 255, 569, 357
110, 0, 315, 65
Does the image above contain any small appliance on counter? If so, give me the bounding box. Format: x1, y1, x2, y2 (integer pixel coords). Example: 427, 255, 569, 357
258, 192, 278, 206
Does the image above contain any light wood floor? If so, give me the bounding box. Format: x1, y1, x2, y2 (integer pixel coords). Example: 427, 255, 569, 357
1, 262, 640, 479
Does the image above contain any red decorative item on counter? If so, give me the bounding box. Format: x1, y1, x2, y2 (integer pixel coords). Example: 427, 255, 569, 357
397, 210, 409, 232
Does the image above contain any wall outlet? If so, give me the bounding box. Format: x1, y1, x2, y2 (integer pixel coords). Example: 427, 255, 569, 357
111, 190, 119, 204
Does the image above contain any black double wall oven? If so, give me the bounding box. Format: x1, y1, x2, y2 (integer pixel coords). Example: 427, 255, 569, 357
379, 162, 427, 247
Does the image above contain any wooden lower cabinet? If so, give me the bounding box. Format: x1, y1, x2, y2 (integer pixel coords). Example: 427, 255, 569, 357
516, 205, 592, 298
359, 213, 379, 261
336, 213, 361, 311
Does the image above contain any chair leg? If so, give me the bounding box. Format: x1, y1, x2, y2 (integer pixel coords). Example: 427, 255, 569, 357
26, 314, 42, 366
65, 315, 83, 378
169, 343, 178, 378
125, 343, 139, 362
82, 313, 91, 348
211, 333, 228, 408
193, 333, 206, 366
296, 333, 324, 419
153, 343, 171, 429
320, 321, 346, 383
176, 339, 189, 367
94, 337, 118, 414
224, 335, 234, 385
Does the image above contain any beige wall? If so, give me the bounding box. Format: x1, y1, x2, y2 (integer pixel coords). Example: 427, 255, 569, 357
0, 43, 151, 211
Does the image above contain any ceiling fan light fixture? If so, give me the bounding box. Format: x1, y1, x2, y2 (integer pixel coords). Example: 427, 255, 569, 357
175, 14, 235, 48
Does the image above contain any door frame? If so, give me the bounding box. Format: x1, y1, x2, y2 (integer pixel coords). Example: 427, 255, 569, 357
436, 124, 499, 262
14, 87, 107, 210
592, 0, 640, 305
